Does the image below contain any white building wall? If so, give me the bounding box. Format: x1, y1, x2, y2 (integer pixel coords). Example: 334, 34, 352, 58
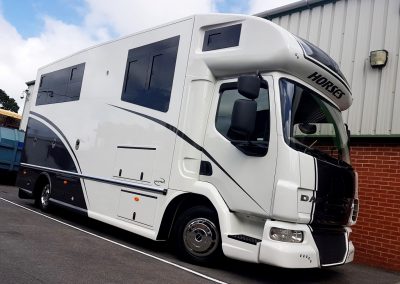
267, 0, 400, 136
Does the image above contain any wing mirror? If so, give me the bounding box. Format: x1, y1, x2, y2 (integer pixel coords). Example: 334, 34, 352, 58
227, 75, 268, 157
238, 75, 260, 100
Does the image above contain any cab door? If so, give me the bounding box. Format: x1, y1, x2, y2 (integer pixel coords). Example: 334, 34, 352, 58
201, 76, 277, 215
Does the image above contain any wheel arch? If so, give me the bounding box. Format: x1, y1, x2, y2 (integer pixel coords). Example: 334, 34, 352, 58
157, 193, 219, 241
33, 172, 52, 199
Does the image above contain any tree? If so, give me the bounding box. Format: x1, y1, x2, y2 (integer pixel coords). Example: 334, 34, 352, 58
0, 89, 19, 113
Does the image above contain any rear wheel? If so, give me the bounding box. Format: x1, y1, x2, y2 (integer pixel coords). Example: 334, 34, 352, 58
35, 182, 51, 212
174, 206, 221, 264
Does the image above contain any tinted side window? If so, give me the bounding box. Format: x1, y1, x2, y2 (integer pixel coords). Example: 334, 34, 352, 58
216, 82, 270, 142
36, 63, 85, 106
121, 36, 180, 112
203, 24, 241, 51
68, 65, 85, 100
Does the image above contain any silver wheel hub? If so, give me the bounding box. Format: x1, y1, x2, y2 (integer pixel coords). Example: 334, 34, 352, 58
183, 218, 219, 257
41, 184, 50, 207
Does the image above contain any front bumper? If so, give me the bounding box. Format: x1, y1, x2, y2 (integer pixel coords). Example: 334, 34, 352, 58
260, 221, 353, 268
222, 219, 354, 268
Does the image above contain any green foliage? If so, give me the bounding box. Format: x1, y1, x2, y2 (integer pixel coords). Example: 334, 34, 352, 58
0, 89, 19, 113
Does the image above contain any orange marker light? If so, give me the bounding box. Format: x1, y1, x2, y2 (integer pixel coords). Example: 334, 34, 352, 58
134, 197, 140, 202
63, 180, 68, 185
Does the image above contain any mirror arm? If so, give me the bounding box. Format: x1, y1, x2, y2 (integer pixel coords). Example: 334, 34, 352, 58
257, 71, 267, 85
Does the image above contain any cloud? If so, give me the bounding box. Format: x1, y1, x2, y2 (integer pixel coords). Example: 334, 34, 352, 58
83, 0, 216, 36
0, 0, 217, 113
248, 0, 298, 15
0, 14, 99, 113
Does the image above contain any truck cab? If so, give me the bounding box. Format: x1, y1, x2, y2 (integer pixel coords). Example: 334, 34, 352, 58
174, 15, 359, 268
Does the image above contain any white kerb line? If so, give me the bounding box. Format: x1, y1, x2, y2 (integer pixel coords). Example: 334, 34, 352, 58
0, 197, 228, 284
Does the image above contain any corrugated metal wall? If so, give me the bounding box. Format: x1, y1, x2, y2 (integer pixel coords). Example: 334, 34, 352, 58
268, 0, 400, 136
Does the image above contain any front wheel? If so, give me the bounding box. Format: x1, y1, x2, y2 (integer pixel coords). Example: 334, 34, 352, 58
35, 182, 51, 212
173, 206, 222, 264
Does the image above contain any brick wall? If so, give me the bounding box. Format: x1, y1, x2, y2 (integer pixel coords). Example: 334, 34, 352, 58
350, 141, 400, 271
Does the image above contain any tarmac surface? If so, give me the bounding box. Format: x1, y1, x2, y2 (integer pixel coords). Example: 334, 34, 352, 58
1, 185, 399, 284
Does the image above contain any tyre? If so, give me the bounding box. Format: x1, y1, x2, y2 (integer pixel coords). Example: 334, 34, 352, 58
35, 181, 51, 212
173, 206, 222, 264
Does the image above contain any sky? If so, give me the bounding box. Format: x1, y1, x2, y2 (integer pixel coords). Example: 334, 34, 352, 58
0, 0, 297, 112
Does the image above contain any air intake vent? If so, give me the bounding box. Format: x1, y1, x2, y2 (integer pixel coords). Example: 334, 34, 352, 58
311, 227, 347, 266
228, 234, 261, 245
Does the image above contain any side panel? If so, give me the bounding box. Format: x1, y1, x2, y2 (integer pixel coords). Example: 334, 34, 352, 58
16, 117, 87, 211
113, 147, 156, 184
17, 18, 194, 238
117, 190, 158, 227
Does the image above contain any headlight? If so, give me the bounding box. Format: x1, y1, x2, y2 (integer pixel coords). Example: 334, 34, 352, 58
270, 227, 304, 243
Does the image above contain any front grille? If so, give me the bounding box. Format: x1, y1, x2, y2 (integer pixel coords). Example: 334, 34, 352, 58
313, 159, 356, 226
312, 227, 347, 266
313, 197, 353, 225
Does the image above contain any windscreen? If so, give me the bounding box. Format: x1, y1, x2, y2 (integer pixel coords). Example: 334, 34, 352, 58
280, 79, 350, 165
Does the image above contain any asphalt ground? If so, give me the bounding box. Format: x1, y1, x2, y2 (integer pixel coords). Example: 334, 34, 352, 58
1, 185, 399, 284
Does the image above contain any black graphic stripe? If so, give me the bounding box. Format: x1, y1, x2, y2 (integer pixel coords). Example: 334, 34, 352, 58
30, 111, 82, 174
309, 158, 317, 224
109, 104, 265, 211
81, 178, 90, 208
21, 163, 167, 196
117, 146, 156, 150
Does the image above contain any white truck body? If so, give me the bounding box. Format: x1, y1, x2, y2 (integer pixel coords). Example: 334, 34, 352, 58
17, 14, 358, 268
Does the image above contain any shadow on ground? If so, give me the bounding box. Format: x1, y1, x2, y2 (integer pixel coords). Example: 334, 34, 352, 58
0, 171, 16, 185
20, 200, 344, 284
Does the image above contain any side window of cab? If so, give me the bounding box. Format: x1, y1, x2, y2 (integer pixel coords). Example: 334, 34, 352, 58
215, 79, 270, 156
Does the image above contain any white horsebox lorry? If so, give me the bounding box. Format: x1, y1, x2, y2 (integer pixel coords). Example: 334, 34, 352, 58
17, 14, 359, 268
